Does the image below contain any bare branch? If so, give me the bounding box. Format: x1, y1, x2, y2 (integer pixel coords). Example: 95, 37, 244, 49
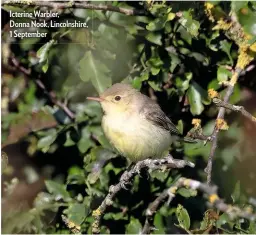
213, 98, 256, 123
205, 83, 236, 184
2, 0, 146, 16
10, 57, 75, 120
142, 177, 256, 234
91, 156, 194, 234
187, 130, 213, 143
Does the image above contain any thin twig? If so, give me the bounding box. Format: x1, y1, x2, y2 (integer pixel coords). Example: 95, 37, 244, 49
91, 156, 194, 234
142, 177, 256, 234
10, 57, 75, 120
205, 83, 237, 184
187, 130, 212, 142
2, 0, 146, 16
213, 98, 256, 123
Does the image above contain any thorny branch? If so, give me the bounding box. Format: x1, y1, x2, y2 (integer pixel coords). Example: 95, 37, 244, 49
91, 156, 194, 234
142, 177, 256, 234
2, 0, 146, 16
10, 57, 75, 120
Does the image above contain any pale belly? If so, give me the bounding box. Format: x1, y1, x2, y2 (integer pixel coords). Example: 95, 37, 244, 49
102, 114, 172, 162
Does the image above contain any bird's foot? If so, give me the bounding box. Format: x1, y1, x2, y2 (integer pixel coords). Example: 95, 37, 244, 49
120, 181, 131, 190
133, 161, 143, 176
120, 170, 132, 190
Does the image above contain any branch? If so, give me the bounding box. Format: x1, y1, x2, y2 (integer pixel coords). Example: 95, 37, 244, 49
205, 82, 239, 184
187, 130, 213, 143
142, 177, 256, 234
203, 5, 255, 184
2, 0, 146, 16
10, 57, 75, 120
91, 156, 194, 234
187, 119, 213, 144
213, 98, 256, 123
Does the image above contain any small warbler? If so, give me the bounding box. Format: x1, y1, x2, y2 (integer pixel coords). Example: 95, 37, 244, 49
87, 83, 193, 162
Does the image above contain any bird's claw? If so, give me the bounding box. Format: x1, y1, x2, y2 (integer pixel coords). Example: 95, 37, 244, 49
133, 161, 144, 176
120, 181, 130, 190
120, 171, 131, 190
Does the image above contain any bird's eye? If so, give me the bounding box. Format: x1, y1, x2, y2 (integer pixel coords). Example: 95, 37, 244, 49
114, 96, 121, 101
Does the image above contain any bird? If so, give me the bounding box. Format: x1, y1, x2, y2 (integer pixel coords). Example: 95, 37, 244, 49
87, 83, 194, 163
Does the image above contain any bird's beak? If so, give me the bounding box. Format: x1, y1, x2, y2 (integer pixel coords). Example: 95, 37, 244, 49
86, 97, 105, 102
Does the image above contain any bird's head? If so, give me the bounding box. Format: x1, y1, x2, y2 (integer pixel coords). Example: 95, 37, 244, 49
87, 83, 139, 115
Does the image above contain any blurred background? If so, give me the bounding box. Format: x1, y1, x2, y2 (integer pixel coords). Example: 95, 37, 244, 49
1, 1, 256, 234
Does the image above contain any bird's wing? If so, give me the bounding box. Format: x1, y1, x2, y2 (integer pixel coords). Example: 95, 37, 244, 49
139, 96, 181, 135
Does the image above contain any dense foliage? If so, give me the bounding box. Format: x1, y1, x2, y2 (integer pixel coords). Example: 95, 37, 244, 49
1, 1, 256, 234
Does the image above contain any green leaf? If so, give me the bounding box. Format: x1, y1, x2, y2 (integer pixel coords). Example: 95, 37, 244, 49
132, 72, 149, 90
45, 180, 71, 201
153, 212, 165, 234
37, 129, 57, 153
104, 212, 128, 221
233, 2, 256, 36
147, 56, 164, 68
231, 181, 241, 203
177, 25, 192, 45
178, 11, 200, 37
79, 51, 112, 94
148, 81, 162, 91
65, 203, 87, 225
67, 166, 85, 185
177, 188, 197, 198
146, 10, 175, 31
146, 57, 163, 76
220, 40, 233, 65
167, 12, 176, 21
217, 67, 232, 83
64, 131, 76, 147
177, 120, 184, 134
187, 82, 205, 115
146, 32, 162, 45
42, 63, 49, 73
175, 72, 192, 93
231, 1, 248, 13
248, 220, 256, 233
168, 52, 181, 72
126, 217, 142, 234
176, 204, 191, 230
87, 147, 117, 184
146, 17, 167, 31
82, 100, 103, 121
36, 39, 55, 73
77, 127, 94, 154
150, 170, 169, 182
216, 212, 235, 228
37, 39, 55, 64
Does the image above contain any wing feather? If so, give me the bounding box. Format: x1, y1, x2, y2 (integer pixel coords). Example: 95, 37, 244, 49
139, 96, 181, 135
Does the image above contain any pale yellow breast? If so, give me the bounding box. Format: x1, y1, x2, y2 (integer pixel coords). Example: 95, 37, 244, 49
102, 112, 172, 162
